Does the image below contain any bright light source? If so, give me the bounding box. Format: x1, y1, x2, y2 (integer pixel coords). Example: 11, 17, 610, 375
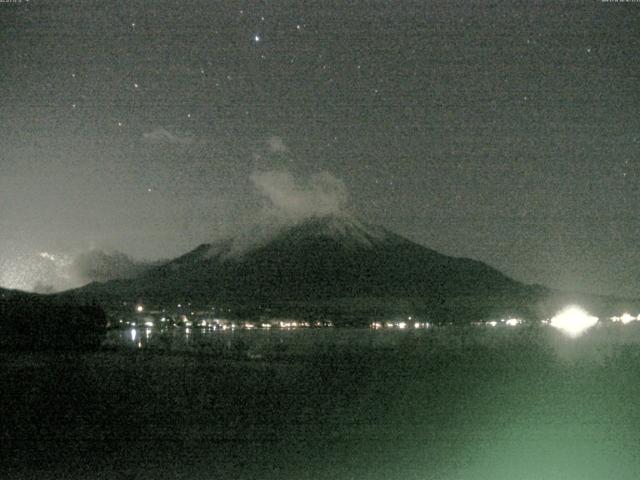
487, 321, 498, 327
620, 313, 635, 325
135, 305, 144, 313
549, 306, 598, 337
144, 321, 154, 327
505, 318, 521, 327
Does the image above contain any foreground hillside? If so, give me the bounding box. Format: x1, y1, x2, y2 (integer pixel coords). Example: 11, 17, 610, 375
0, 288, 106, 350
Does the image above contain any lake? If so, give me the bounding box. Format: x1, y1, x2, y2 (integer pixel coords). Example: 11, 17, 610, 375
3, 322, 640, 479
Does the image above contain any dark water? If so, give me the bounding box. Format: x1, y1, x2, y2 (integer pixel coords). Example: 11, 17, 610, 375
3, 323, 640, 479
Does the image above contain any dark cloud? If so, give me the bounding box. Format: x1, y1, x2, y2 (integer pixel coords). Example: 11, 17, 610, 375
70, 249, 151, 284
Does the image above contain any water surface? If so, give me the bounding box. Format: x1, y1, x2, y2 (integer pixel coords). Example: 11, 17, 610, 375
4, 323, 640, 479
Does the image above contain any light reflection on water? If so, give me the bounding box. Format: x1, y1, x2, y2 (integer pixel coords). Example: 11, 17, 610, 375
105, 322, 640, 362
107, 324, 445, 357
101, 322, 640, 480
22, 320, 640, 480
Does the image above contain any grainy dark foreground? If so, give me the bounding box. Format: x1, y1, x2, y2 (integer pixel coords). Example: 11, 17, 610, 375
3, 327, 640, 479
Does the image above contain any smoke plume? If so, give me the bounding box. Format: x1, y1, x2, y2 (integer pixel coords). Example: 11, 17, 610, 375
250, 170, 348, 221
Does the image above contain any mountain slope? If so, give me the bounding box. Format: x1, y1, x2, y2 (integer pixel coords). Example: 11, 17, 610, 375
69, 215, 539, 319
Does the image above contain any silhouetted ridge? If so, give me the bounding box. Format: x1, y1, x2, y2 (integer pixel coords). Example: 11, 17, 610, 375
0, 288, 106, 350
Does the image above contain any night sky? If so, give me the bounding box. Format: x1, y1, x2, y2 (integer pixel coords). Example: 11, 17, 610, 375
1, 1, 639, 297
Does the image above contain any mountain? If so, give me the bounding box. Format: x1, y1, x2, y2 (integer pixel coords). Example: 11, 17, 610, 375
67, 215, 551, 322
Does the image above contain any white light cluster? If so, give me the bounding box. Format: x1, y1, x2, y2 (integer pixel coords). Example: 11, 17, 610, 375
549, 306, 599, 337
481, 318, 523, 327
610, 313, 638, 325
370, 320, 431, 330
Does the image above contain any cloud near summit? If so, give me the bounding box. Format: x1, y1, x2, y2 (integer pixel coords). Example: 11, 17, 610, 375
250, 170, 348, 220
